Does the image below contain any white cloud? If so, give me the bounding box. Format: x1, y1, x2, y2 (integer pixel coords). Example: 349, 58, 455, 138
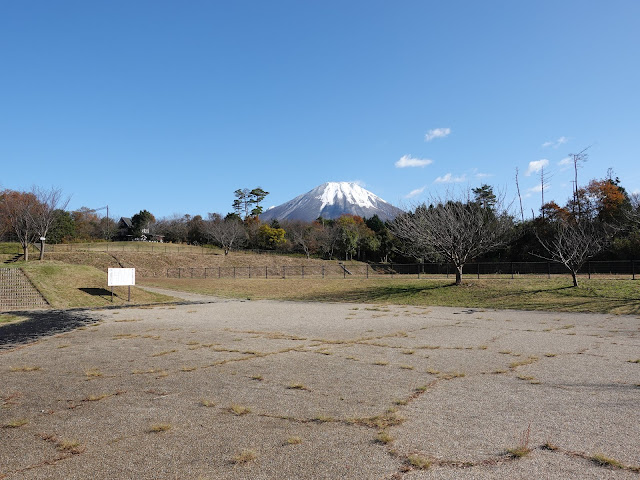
527, 185, 543, 193
542, 136, 568, 148
526, 159, 549, 176
434, 173, 466, 184
474, 171, 492, 179
405, 186, 426, 198
425, 127, 451, 142
395, 154, 433, 168
558, 157, 572, 166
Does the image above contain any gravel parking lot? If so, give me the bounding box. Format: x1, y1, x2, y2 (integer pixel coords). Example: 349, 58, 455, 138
1, 290, 639, 479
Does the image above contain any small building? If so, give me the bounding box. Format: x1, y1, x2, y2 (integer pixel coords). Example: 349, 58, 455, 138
117, 217, 164, 242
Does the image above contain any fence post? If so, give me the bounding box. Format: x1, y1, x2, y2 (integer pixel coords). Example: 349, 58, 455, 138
632, 259, 635, 280
301, 266, 304, 279
233, 267, 236, 279
366, 264, 369, 279
249, 266, 251, 279
283, 266, 286, 279
511, 262, 514, 279
265, 266, 268, 279
167, 268, 169, 278
588, 261, 591, 280
204, 268, 207, 279
219, 267, 221, 278
191, 268, 194, 278
446, 264, 449, 279
477, 263, 480, 280
547, 262, 551, 279
417, 263, 420, 280
322, 265, 325, 279
179, 268, 181, 279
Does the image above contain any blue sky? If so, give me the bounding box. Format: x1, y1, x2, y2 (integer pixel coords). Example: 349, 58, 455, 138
2, 1, 639, 221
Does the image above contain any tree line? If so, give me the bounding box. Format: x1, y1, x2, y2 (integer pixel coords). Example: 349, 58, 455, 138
2, 177, 639, 287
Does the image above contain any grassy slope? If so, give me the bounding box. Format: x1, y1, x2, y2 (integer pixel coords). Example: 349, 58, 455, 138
140, 277, 640, 315
20, 261, 176, 309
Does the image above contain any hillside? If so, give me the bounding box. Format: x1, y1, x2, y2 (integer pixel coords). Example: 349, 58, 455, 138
42, 250, 367, 277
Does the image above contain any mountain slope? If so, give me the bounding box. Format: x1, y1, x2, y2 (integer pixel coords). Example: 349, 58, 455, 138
260, 182, 403, 222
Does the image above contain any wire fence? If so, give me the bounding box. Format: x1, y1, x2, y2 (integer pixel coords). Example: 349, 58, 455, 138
42, 242, 215, 255
139, 260, 639, 280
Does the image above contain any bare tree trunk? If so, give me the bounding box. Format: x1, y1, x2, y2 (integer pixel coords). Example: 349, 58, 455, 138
571, 271, 578, 287
455, 266, 462, 285
39, 240, 45, 260
23, 244, 29, 262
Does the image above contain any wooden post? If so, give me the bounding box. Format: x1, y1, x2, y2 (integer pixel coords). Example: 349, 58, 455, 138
322, 265, 325, 279
477, 263, 480, 279
265, 266, 268, 279
547, 262, 551, 279
366, 264, 369, 279
511, 262, 514, 279
632, 260, 636, 280
588, 261, 591, 279
283, 266, 286, 279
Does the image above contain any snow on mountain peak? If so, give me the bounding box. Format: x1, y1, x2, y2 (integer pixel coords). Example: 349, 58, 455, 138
318, 182, 377, 209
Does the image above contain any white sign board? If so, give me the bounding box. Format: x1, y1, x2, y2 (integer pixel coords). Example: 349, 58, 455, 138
108, 268, 136, 287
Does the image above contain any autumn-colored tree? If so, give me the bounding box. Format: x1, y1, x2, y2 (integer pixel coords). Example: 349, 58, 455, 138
257, 224, 286, 249
0, 190, 40, 261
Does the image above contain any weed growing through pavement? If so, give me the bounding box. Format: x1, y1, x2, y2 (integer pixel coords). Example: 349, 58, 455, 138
180, 366, 198, 372
3, 418, 28, 428
286, 383, 309, 391
229, 404, 251, 416
506, 423, 531, 458
376, 431, 394, 444
250, 375, 263, 381
85, 368, 103, 377
152, 349, 177, 357
148, 423, 172, 433
9, 366, 41, 372
40, 434, 85, 454
200, 399, 216, 407
232, 449, 257, 464
590, 453, 624, 469
285, 436, 302, 445
509, 356, 539, 369
399, 364, 414, 370
407, 454, 431, 469
84, 394, 109, 402
373, 360, 389, 366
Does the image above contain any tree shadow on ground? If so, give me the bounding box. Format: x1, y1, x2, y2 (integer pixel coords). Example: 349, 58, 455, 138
297, 281, 457, 303
0, 309, 96, 347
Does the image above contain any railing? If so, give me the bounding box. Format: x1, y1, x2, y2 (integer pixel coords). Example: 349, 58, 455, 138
141, 260, 639, 280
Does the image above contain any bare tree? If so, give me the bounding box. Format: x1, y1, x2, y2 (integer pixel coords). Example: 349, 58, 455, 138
0, 190, 40, 261
31, 187, 69, 260
390, 190, 514, 285
204, 213, 247, 255
283, 220, 316, 259
534, 217, 613, 287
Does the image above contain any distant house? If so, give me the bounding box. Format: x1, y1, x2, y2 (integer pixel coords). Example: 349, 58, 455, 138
117, 217, 164, 242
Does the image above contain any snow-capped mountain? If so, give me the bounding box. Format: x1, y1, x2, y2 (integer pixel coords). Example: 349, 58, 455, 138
260, 182, 403, 222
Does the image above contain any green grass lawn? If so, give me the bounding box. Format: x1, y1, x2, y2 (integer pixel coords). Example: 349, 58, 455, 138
139, 276, 640, 315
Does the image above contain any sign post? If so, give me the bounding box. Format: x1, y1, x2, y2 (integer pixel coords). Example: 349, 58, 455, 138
107, 268, 135, 302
